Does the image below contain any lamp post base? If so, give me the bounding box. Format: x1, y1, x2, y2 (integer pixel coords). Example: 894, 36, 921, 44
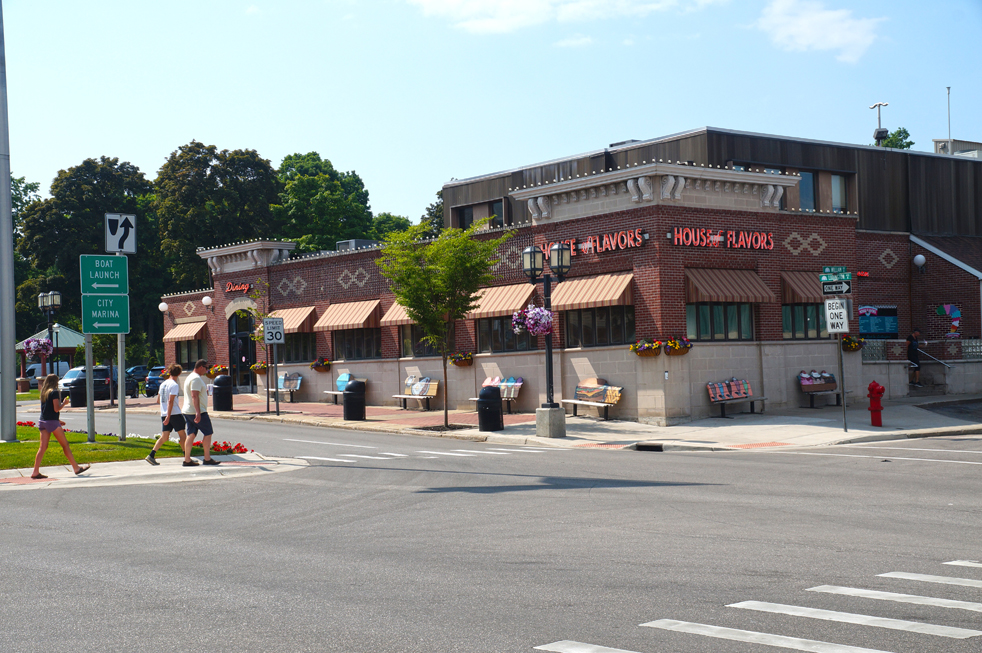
536, 407, 566, 439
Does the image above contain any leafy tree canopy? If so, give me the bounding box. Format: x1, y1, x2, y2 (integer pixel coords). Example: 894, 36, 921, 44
420, 189, 444, 238
369, 212, 411, 240
273, 173, 373, 253
881, 127, 914, 150
11, 174, 41, 235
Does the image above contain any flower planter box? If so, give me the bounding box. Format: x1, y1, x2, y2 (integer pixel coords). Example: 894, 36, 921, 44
664, 347, 690, 356
452, 359, 473, 367
312, 365, 330, 373
634, 348, 661, 357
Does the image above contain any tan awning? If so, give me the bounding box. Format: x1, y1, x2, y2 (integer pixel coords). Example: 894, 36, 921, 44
464, 283, 536, 319
269, 306, 316, 333
380, 302, 415, 326
313, 300, 380, 331
550, 272, 634, 311
685, 268, 777, 303
163, 322, 207, 342
780, 271, 824, 304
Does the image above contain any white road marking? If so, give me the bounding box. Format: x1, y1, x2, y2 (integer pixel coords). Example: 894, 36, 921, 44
488, 447, 545, 453
298, 456, 355, 463
879, 572, 982, 588
728, 600, 982, 638
334, 454, 395, 460
808, 585, 982, 613
844, 445, 982, 455
284, 438, 376, 449
452, 449, 509, 455
416, 450, 475, 457
945, 560, 982, 568
379, 452, 408, 457
534, 641, 642, 653
775, 451, 982, 465
641, 619, 892, 652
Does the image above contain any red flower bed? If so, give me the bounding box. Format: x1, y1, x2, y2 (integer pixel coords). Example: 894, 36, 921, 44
17, 421, 35, 427
192, 440, 252, 454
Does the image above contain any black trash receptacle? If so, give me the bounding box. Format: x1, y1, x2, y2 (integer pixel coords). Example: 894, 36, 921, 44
343, 379, 366, 421
212, 374, 234, 411
477, 385, 504, 432
67, 386, 84, 408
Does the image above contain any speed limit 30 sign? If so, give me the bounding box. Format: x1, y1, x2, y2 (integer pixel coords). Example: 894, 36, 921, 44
263, 318, 285, 345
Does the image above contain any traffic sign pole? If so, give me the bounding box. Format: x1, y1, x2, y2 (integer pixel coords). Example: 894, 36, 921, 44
117, 252, 126, 442
263, 318, 285, 417
838, 330, 847, 433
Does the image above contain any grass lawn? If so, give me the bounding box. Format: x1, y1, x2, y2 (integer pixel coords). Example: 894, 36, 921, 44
16, 389, 40, 401
0, 426, 203, 471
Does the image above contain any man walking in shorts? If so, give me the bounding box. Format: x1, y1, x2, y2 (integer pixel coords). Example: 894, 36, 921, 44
183, 359, 220, 465
147, 364, 196, 466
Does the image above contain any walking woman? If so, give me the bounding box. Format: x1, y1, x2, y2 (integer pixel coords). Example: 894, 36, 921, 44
31, 374, 90, 479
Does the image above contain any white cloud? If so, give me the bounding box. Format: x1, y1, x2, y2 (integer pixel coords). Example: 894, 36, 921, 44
407, 0, 724, 34
554, 34, 594, 47
756, 0, 885, 63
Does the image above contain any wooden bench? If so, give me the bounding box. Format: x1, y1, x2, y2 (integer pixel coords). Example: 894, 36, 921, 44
560, 377, 623, 421
707, 379, 766, 418
392, 376, 440, 411
469, 376, 524, 414
323, 372, 351, 405
268, 372, 302, 403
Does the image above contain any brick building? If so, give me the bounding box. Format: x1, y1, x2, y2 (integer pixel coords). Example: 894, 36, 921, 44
160, 127, 982, 424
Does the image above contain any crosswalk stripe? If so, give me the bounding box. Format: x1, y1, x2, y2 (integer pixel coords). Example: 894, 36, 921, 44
452, 449, 510, 455
945, 560, 982, 568
642, 619, 893, 652
534, 641, 642, 653
298, 456, 355, 463
284, 438, 376, 449
728, 600, 982, 639
379, 453, 409, 457
416, 450, 475, 457
335, 454, 395, 460
808, 585, 982, 613
879, 571, 982, 588
488, 448, 545, 452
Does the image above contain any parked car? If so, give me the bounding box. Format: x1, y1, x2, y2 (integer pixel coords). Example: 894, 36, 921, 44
144, 366, 166, 397
24, 361, 72, 388
126, 365, 150, 383
58, 366, 139, 400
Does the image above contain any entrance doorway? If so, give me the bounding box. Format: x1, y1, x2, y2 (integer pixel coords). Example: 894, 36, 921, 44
228, 313, 256, 392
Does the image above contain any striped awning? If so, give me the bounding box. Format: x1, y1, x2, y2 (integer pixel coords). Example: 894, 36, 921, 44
380, 302, 415, 326
268, 306, 316, 333
163, 321, 207, 342
313, 300, 381, 331
550, 272, 634, 311
684, 268, 777, 303
464, 283, 536, 319
780, 271, 824, 304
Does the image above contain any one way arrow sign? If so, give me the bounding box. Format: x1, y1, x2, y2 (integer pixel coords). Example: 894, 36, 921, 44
822, 280, 852, 295
105, 213, 137, 254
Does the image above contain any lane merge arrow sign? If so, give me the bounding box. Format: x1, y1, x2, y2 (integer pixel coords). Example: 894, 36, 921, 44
105, 213, 137, 254
80, 255, 128, 295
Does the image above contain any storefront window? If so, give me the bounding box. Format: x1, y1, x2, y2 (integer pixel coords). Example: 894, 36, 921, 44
831, 175, 847, 212
275, 332, 316, 364
490, 200, 503, 228
477, 317, 536, 353
334, 328, 382, 360
782, 304, 829, 340
458, 206, 473, 229
686, 303, 753, 341
400, 324, 440, 358
799, 171, 816, 211
176, 340, 206, 370
566, 306, 635, 348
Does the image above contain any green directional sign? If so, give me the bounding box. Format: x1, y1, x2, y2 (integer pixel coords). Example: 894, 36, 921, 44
81, 294, 130, 334
822, 265, 848, 274
820, 273, 852, 282
80, 255, 128, 295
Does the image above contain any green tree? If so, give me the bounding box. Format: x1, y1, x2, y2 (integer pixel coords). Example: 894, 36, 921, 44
278, 152, 371, 209
273, 173, 373, 253
11, 173, 41, 236
155, 141, 282, 289
376, 219, 513, 428
881, 127, 914, 150
420, 190, 444, 238
369, 212, 411, 240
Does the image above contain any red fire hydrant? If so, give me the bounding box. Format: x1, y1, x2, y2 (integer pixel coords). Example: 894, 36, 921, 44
867, 381, 885, 427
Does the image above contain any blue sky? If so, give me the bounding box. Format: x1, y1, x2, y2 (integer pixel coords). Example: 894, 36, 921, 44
6, 0, 980, 223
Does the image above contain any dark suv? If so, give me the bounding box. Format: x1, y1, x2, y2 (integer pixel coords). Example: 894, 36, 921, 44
58, 366, 139, 400
144, 366, 166, 397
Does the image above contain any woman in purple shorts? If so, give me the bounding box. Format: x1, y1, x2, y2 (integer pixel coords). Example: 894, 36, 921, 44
31, 374, 90, 479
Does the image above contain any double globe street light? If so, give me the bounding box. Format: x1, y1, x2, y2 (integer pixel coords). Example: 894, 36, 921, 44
37, 291, 62, 373
522, 242, 572, 437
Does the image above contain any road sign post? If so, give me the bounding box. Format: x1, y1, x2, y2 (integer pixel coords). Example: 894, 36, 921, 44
263, 318, 285, 416
825, 298, 850, 433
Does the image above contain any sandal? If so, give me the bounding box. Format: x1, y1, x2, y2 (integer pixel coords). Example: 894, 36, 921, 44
30, 473, 47, 480
74, 464, 91, 476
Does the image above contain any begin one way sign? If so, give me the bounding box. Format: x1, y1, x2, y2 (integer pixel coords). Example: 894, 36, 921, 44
825, 299, 849, 334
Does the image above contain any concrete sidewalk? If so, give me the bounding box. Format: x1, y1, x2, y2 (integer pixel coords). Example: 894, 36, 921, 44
59, 391, 982, 452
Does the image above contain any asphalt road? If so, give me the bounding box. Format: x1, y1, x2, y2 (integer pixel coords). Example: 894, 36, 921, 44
4, 404, 981, 653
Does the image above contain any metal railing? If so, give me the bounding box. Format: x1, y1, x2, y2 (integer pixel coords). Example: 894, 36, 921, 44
918, 347, 953, 369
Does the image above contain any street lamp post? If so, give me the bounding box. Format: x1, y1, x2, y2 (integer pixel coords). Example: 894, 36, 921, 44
37, 291, 62, 375
522, 243, 572, 437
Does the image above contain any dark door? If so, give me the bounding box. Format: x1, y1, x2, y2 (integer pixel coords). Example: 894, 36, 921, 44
228, 313, 256, 390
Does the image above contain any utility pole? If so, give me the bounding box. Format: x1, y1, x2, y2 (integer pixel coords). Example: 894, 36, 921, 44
869, 102, 889, 147
947, 87, 951, 141
0, 0, 17, 442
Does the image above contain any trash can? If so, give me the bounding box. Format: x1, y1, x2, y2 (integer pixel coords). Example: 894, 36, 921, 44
477, 385, 504, 432
68, 384, 86, 408
16, 378, 29, 393
212, 374, 234, 411
343, 378, 366, 421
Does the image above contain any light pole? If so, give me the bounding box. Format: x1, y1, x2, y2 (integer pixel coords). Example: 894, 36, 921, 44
870, 101, 889, 146
37, 291, 61, 375
522, 242, 571, 437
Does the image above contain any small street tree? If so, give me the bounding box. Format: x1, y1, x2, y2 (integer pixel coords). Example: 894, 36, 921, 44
377, 219, 513, 428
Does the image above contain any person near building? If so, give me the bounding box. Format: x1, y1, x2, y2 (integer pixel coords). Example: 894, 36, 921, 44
146, 364, 197, 466
182, 359, 220, 466
907, 328, 923, 387
31, 374, 90, 479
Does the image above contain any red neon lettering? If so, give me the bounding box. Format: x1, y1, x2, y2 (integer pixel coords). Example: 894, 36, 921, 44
635, 228, 643, 246
726, 231, 734, 247
751, 232, 761, 249
627, 230, 636, 247
766, 233, 774, 249
617, 231, 628, 249
673, 226, 682, 245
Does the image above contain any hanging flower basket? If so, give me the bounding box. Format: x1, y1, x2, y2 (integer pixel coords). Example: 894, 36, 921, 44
309, 357, 331, 371
24, 337, 54, 359
512, 304, 554, 336
449, 352, 473, 366
629, 339, 662, 357
249, 362, 268, 374
208, 364, 229, 379
841, 336, 865, 352
664, 336, 693, 356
